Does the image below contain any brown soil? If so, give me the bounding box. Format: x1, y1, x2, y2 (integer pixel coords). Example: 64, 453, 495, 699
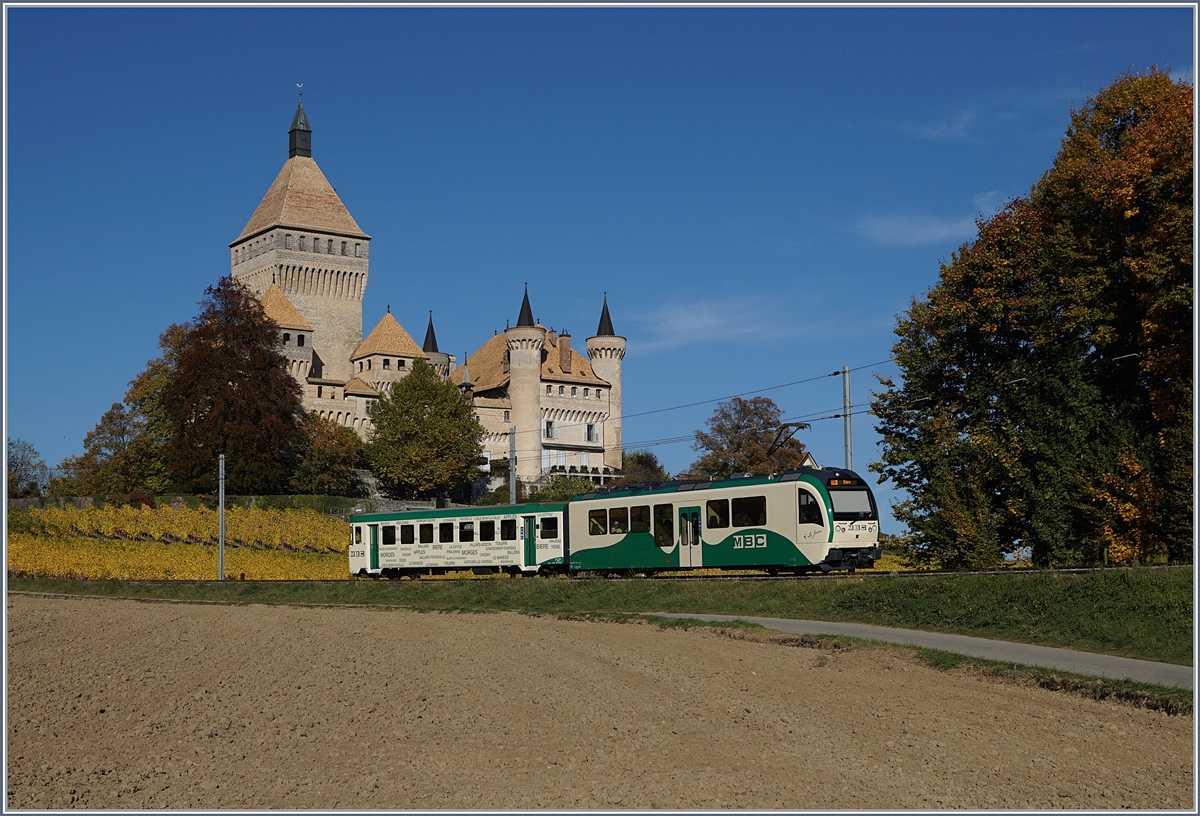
6, 595, 1193, 810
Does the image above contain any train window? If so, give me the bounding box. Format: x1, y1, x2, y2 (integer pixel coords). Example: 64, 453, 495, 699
706, 499, 730, 529
500, 519, 517, 540
653, 505, 673, 547
383, 526, 397, 546
419, 524, 434, 544
540, 517, 559, 539
589, 509, 607, 535
439, 522, 455, 543
609, 507, 628, 535
401, 524, 415, 544
480, 520, 496, 541
630, 505, 651, 533
354, 526, 362, 544
732, 496, 766, 527
459, 521, 475, 542
798, 490, 824, 526
830, 489, 877, 521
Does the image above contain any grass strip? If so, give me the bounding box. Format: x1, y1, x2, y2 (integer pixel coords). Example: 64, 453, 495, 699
7, 566, 1192, 666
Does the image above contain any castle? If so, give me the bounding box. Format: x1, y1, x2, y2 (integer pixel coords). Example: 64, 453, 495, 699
229, 98, 625, 485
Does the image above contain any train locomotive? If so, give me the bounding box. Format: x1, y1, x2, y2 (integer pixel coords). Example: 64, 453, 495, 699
349, 466, 880, 578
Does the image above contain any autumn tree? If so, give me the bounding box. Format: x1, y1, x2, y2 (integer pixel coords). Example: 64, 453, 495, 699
51, 325, 187, 497
289, 412, 364, 496
365, 359, 485, 499
616, 449, 671, 486
529, 474, 597, 502
163, 277, 303, 495
686, 396, 809, 479
7, 438, 49, 499
872, 70, 1192, 568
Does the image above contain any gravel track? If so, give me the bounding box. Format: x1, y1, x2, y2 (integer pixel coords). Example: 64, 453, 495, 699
6, 595, 1193, 809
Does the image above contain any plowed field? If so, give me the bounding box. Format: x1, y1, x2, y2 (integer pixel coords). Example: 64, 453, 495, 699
6, 595, 1193, 809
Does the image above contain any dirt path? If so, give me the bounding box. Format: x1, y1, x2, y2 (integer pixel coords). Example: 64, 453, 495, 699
6, 595, 1193, 809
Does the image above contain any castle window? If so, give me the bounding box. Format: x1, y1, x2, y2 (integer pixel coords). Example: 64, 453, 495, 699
581, 452, 589, 469
354, 243, 361, 258
341, 241, 348, 256
503, 410, 510, 422
544, 421, 554, 439
283, 333, 290, 344
584, 388, 589, 397
586, 424, 597, 442
558, 386, 564, 396
327, 239, 334, 253
299, 236, 307, 251
571, 387, 577, 397
359, 362, 363, 372
546, 385, 552, 395
398, 359, 405, 367
367, 359, 371, 370
297, 335, 305, 347
285, 234, 293, 249
383, 359, 390, 370
596, 389, 602, 400
317, 386, 323, 398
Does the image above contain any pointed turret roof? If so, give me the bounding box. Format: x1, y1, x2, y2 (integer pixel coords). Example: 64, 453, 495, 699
259, 284, 313, 331
595, 293, 615, 336
422, 312, 440, 353
234, 156, 369, 244
516, 285, 535, 328
289, 100, 311, 133
352, 312, 427, 361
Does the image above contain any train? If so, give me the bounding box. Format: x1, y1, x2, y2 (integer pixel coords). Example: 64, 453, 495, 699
348, 466, 881, 578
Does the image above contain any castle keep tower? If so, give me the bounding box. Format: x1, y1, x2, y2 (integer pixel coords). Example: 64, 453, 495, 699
505, 288, 548, 482
230, 97, 370, 385
586, 295, 626, 470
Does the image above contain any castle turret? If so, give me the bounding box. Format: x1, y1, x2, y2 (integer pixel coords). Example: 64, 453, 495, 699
587, 294, 626, 471
505, 286, 547, 482
423, 311, 451, 378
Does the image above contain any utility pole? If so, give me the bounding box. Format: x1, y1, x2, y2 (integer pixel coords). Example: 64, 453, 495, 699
842, 365, 852, 470
509, 428, 517, 505
218, 454, 225, 581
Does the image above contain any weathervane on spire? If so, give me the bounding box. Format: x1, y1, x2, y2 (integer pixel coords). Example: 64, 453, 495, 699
296, 83, 303, 102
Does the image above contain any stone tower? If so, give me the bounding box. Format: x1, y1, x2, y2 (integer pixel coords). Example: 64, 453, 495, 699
230, 96, 370, 384
505, 286, 547, 482
587, 295, 626, 470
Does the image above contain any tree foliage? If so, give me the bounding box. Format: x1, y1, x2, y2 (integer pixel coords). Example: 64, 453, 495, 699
365, 359, 485, 499
7, 438, 49, 499
289, 413, 363, 496
617, 449, 671, 486
163, 277, 303, 494
872, 71, 1192, 568
529, 474, 597, 502
686, 396, 809, 479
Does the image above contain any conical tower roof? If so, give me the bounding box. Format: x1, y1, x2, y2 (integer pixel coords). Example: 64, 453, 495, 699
234, 156, 369, 243
259, 284, 313, 331
516, 285, 535, 328
422, 312, 440, 353
352, 312, 427, 360
289, 99, 311, 133
595, 293, 615, 336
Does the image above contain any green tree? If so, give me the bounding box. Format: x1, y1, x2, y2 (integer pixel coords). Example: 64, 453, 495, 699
872, 70, 1192, 567
7, 438, 48, 498
686, 396, 809, 480
163, 277, 303, 495
289, 413, 363, 495
616, 449, 671, 486
529, 474, 596, 502
365, 359, 485, 499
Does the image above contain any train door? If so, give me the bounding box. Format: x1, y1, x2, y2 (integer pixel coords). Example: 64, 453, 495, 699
522, 515, 537, 568
678, 506, 702, 567
368, 524, 380, 571
797, 486, 828, 547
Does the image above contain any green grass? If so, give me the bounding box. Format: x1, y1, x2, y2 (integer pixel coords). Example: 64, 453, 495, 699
8, 566, 1192, 665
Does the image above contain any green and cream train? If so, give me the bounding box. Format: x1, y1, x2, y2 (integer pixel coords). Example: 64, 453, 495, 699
349, 466, 881, 578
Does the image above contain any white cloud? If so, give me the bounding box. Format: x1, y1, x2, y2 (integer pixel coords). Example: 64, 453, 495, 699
906, 110, 976, 141
627, 298, 811, 353
856, 213, 977, 246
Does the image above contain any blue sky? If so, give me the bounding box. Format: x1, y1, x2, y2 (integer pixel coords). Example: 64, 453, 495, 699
5, 5, 1193, 530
